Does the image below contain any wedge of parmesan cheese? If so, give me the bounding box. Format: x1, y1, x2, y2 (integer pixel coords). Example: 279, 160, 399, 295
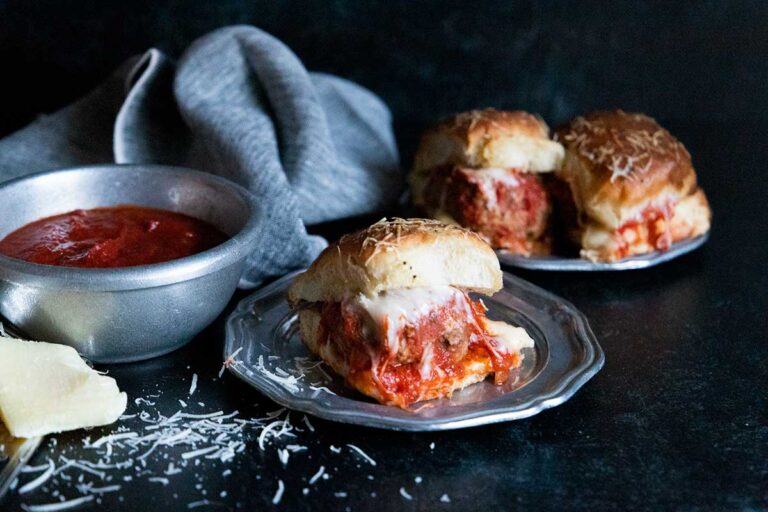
0, 337, 127, 438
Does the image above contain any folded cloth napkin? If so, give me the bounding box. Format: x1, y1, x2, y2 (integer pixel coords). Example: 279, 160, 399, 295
0, 26, 401, 287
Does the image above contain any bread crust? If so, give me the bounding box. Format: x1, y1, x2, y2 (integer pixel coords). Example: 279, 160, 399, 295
411, 109, 564, 204
554, 110, 699, 229
668, 188, 711, 241
288, 218, 502, 305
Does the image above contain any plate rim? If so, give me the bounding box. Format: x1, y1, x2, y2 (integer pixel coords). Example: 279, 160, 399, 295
224, 271, 604, 431
497, 233, 709, 271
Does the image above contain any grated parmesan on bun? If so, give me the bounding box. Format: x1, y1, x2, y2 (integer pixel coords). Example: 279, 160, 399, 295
288, 218, 502, 305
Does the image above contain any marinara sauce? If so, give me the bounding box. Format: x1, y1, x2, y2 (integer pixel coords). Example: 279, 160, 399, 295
0, 205, 228, 268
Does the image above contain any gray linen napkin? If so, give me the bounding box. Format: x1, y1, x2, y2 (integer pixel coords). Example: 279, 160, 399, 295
0, 26, 401, 288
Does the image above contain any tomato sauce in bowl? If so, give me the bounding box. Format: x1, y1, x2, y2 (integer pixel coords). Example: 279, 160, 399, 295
0, 205, 228, 268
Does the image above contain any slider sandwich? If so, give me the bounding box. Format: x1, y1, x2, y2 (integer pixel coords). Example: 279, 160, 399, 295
553, 110, 711, 261
410, 109, 565, 255
288, 218, 533, 408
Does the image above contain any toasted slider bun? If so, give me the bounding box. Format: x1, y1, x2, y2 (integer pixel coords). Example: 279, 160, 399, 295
554, 110, 711, 260
413, 108, 564, 174
555, 110, 707, 230
411, 109, 565, 205
288, 218, 502, 305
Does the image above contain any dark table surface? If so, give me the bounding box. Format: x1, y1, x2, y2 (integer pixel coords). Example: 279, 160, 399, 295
1, 2, 767, 511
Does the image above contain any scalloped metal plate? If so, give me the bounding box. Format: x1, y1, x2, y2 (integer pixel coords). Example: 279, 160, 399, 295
498, 233, 709, 271
224, 271, 604, 431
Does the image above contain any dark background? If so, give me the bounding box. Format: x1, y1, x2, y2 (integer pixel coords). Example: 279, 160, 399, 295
1, 1, 767, 160
0, 1, 766, 511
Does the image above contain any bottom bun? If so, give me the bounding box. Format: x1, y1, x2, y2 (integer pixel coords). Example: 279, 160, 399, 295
580, 188, 711, 262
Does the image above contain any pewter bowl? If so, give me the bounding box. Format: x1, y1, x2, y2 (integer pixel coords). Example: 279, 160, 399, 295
0, 165, 259, 363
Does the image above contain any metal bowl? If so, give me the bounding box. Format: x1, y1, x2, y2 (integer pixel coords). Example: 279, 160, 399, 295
0, 164, 260, 363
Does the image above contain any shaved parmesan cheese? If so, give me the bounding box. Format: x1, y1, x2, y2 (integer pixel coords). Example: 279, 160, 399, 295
76, 484, 120, 494
0, 337, 127, 438
272, 480, 285, 505
20, 463, 51, 474
347, 444, 376, 466
181, 446, 219, 459
188, 374, 198, 396
18, 460, 55, 494
20, 495, 95, 511
88, 432, 138, 448
309, 466, 325, 485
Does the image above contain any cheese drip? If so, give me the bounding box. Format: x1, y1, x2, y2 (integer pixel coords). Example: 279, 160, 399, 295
354, 287, 464, 353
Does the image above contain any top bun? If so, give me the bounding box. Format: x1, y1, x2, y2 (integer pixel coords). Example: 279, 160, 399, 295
412, 108, 565, 174
554, 110, 699, 228
288, 218, 502, 305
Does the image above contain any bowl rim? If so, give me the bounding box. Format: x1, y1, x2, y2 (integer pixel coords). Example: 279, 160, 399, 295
0, 164, 261, 291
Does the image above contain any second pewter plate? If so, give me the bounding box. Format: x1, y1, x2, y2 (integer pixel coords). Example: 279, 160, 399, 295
224, 271, 604, 431
498, 233, 709, 271
398, 191, 709, 272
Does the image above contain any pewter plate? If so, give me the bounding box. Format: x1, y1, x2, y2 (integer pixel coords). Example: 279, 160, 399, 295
498, 233, 709, 271
224, 271, 604, 431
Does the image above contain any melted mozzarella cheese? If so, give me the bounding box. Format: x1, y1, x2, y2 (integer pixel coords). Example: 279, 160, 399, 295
350, 287, 533, 389
471, 167, 521, 186
354, 287, 463, 353
481, 319, 535, 353
463, 168, 521, 211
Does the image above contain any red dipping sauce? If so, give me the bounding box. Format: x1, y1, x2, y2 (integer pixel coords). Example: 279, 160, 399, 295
0, 205, 228, 268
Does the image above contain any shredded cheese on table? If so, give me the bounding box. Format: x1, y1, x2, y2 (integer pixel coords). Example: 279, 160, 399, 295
10, 367, 455, 509
271, 479, 285, 505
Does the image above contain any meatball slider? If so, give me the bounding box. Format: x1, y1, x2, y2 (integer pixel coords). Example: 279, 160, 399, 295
410, 109, 565, 255
554, 110, 711, 261
288, 218, 533, 408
